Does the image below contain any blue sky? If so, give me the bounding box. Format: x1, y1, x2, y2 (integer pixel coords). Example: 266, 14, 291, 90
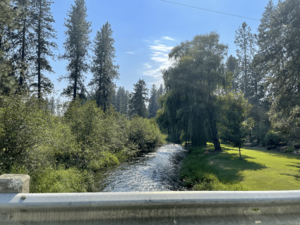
49, 0, 270, 96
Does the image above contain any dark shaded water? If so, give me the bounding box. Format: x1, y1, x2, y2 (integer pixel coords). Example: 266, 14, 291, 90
97, 144, 187, 192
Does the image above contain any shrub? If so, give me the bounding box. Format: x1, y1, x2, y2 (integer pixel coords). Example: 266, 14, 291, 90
263, 131, 283, 146
30, 166, 96, 193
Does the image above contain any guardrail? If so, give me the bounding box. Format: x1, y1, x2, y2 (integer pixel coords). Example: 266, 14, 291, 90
1, 174, 300, 225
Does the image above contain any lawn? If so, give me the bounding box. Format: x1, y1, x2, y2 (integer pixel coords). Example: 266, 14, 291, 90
180, 144, 300, 191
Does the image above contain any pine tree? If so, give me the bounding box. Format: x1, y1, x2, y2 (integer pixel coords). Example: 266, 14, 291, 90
129, 79, 148, 118
234, 22, 256, 99
0, 0, 19, 95
88, 22, 119, 112
257, 0, 300, 136
226, 55, 238, 91
11, 0, 35, 91
148, 84, 160, 118
59, 0, 91, 100
31, 0, 56, 98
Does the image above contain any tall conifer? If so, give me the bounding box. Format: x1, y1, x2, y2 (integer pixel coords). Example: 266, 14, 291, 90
88, 22, 119, 112
234, 22, 256, 98
31, 0, 56, 98
129, 79, 148, 118
60, 0, 91, 100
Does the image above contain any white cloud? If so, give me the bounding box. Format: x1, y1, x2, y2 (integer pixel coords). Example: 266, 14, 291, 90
144, 63, 152, 69
150, 44, 173, 52
143, 41, 174, 85
126, 52, 135, 54
162, 36, 175, 41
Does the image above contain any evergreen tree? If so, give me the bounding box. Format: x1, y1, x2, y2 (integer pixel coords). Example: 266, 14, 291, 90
234, 22, 256, 98
88, 22, 119, 112
129, 79, 148, 118
226, 55, 238, 91
31, 0, 56, 98
114, 87, 129, 115
256, 0, 300, 137
148, 84, 160, 118
59, 0, 91, 100
0, 0, 19, 95
157, 84, 164, 96
11, 0, 34, 91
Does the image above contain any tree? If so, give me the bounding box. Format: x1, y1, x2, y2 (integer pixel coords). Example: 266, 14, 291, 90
114, 87, 129, 115
148, 84, 160, 118
226, 55, 238, 92
129, 79, 148, 118
9, 0, 35, 92
256, 0, 300, 139
88, 22, 119, 112
159, 32, 228, 150
0, 0, 19, 95
31, 0, 56, 98
59, 0, 91, 100
218, 92, 253, 159
234, 22, 256, 99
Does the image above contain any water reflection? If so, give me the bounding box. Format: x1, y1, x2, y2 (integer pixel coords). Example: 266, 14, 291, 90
97, 144, 187, 192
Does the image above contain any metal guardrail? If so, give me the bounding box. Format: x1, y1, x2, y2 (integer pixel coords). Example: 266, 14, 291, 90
1, 174, 300, 224
1, 191, 300, 225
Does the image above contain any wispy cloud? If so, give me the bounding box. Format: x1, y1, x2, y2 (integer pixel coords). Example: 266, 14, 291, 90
143, 40, 174, 85
126, 52, 135, 54
144, 63, 152, 69
162, 36, 175, 41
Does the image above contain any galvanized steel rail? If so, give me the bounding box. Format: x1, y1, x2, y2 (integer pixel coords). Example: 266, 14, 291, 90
1, 191, 300, 225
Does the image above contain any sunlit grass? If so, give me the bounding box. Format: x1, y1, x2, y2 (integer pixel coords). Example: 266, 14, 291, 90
180, 144, 300, 191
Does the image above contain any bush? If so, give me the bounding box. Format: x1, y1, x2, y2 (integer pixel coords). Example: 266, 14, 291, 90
263, 131, 283, 146
30, 166, 96, 193
0, 96, 166, 193
128, 117, 165, 152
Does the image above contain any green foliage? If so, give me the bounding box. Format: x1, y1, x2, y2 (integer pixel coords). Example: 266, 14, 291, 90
159, 32, 228, 150
218, 92, 253, 149
88, 22, 119, 112
257, 0, 300, 141
30, 166, 96, 193
59, 0, 91, 99
129, 79, 148, 118
128, 117, 165, 152
262, 131, 283, 146
0, 93, 165, 192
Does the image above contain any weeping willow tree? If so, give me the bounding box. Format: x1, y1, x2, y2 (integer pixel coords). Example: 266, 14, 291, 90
157, 32, 228, 150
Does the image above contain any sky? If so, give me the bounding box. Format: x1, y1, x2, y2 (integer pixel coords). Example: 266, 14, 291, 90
48, 0, 271, 96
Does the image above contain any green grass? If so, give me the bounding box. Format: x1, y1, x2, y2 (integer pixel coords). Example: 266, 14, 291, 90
180, 144, 300, 191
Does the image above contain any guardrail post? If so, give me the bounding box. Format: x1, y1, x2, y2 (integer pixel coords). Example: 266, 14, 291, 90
0, 174, 30, 193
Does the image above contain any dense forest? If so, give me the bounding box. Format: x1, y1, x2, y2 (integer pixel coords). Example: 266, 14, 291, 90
1, 0, 300, 192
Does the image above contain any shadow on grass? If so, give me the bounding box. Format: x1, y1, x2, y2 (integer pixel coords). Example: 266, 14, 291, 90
181, 145, 268, 189
281, 162, 300, 181
223, 144, 300, 161
280, 173, 300, 181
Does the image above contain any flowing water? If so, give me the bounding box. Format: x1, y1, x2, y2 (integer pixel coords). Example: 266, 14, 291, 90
97, 144, 187, 192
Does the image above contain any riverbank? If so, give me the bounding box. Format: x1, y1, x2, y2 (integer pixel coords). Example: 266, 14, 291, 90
180, 144, 300, 191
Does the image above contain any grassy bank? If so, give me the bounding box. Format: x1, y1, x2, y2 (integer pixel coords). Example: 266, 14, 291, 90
180, 144, 300, 191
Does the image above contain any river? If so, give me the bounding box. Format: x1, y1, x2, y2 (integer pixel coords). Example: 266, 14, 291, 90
97, 144, 187, 192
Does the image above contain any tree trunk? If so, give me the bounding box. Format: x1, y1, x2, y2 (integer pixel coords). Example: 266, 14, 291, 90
239, 147, 241, 159
207, 95, 221, 151
37, 2, 42, 99
208, 112, 222, 151
20, 16, 26, 89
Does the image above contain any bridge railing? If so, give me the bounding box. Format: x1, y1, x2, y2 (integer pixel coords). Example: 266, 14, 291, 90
1, 174, 300, 225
